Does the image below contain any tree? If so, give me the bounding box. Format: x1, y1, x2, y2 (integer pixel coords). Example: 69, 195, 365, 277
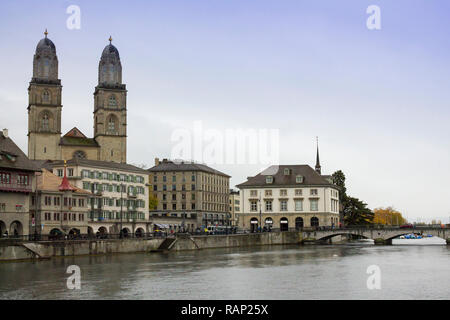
342, 196, 374, 225
331, 170, 374, 226
373, 207, 406, 225
148, 193, 158, 211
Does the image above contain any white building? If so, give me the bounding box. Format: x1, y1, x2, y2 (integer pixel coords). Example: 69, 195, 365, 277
237, 164, 339, 232
47, 159, 149, 237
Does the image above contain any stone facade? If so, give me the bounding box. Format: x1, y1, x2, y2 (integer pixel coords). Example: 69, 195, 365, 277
148, 158, 231, 231
27, 32, 127, 163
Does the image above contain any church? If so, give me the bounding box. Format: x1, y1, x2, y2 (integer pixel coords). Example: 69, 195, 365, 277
27, 31, 127, 163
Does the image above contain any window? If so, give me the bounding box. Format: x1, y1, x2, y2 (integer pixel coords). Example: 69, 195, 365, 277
280, 200, 287, 211
280, 189, 287, 196
153, 176, 157, 183
172, 175, 176, 182
172, 203, 176, 210
191, 184, 196, 191
172, 194, 176, 201
42, 113, 49, 131
310, 189, 318, 196
57, 169, 63, 177
250, 200, 257, 212
250, 190, 257, 197
295, 189, 302, 196
191, 203, 196, 210
163, 176, 167, 182
265, 190, 272, 197
266, 176, 273, 184
295, 199, 303, 211
0, 172, 11, 184
172, 184, 176, 191
310, 199, 318, 211
191, 174, 195, 182
108, 117, 116, 132
284, 168, 290, 175
17, 174, 29, 185
108, 95, 117, 107
42, 90, 50, 103
265, 200, 272, 211
68, 168, 74, 177
296, 175, 304, 183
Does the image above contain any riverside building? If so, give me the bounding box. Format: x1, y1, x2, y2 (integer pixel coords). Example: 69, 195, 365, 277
147, 158, 231, 232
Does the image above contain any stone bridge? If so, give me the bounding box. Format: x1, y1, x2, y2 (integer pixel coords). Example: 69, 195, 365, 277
301, 227, 449, 245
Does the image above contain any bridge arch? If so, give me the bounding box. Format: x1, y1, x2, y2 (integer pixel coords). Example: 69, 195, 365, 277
9, 221, 23, 236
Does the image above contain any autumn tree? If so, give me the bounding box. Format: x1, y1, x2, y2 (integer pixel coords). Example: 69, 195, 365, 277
148, 193, 158, 211
373, 207, 406, 226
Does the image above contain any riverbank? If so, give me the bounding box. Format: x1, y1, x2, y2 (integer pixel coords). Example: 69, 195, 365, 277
0, 232, 304, 262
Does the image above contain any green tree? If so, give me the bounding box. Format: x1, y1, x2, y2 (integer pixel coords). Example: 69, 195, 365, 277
342, 196, 374, 225
148, 193, 158, 211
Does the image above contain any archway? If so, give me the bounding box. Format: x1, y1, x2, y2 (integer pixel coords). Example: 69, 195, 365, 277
311, 217, 319, 227
49, 228, 63, 240
280, 217, 289, 232
121, 228, 131, 238
295, 217, 304, 230
97, 226, 108, 239
68, 228, 80, 239
9, 221, 23, 237
0, 221, 6, 237
87, 226, 94, 237
264, 217, 273, 231
135, 228, 145, 238
250, 218, 258, 233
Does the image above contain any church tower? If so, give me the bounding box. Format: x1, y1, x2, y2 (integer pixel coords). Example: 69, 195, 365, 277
93, 37, 127, 163
27, 30, 62, 160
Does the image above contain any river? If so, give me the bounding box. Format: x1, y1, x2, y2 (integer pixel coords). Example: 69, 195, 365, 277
0, 239, 449, 300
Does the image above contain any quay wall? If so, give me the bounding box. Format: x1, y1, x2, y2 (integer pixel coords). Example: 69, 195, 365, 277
0, 232, 303, 261
172, 232, 303, 251
0, 238, 164, 261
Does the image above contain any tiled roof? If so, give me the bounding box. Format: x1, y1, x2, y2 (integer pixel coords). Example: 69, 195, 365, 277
0, 131, 40, 172
148, 160, 230, 177
59, 136, 99, 147
37, 169, 90, 194
237, 165, 335, 188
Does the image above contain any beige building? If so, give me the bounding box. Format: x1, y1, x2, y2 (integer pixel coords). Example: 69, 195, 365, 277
32, 168, 90, 237
27, 32, 127, 163
47, 159, 149, 237
229, 189, 240, 227
0, 129, 39, 237
237, 164, 340, 232
148, 158, 231, 232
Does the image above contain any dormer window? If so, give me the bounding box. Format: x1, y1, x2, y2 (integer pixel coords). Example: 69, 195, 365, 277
266, 176, 273, 184
296, 175, 304, 183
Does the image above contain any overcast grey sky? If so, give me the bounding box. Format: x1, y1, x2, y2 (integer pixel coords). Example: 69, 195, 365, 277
0, 0, 449, 222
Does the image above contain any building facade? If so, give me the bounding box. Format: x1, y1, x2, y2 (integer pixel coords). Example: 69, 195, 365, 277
0, 129, 39, 237
47, 159, 149, 237
32, 168, 90, 236
27, 32, 127, 163
237, 165, 340, 232
148, 158, 231, 232
229, 189, 240, 227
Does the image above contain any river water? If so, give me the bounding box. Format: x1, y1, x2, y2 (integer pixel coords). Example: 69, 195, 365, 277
0, 239, 449, 300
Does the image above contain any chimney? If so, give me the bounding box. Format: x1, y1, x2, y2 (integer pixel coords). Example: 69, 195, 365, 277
2, 129, 8, 138
155, 157, 160, 166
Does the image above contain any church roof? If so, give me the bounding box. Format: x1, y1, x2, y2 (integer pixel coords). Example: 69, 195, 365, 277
59, 134, 99, 147
236, 165, 335, 188
0, 130, 40, 172
101, 44, 120, 60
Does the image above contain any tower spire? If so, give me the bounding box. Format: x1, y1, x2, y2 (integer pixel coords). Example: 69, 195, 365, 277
315, 136, 321, 175
44, 29, 48, 38
109, 35, 112, 44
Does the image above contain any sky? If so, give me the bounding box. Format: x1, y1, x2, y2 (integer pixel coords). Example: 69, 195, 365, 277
0, 0, 449, 222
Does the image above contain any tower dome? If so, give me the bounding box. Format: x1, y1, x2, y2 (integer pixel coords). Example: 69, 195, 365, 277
32, 30, 59, 83
98, 36, 122, 87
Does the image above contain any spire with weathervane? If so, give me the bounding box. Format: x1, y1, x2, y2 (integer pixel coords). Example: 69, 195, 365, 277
315, 136, 321, 175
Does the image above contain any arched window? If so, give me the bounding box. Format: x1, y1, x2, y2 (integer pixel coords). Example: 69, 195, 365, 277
41, 113, 49, 131
311, 217, 319, 227
108, 117, 116, 132
42, 90, 50, 103
42, 58, 50, 78
108, 95, 117, 107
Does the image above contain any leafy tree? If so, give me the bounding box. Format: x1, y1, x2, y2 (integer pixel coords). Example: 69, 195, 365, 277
373, 207, 406, 225
331, 170, 374, 226
342, 196, 374, 225
148, 193, 158, 211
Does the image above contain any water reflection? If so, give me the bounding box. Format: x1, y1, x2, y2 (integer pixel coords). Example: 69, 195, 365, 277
0, 243, 449, 299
